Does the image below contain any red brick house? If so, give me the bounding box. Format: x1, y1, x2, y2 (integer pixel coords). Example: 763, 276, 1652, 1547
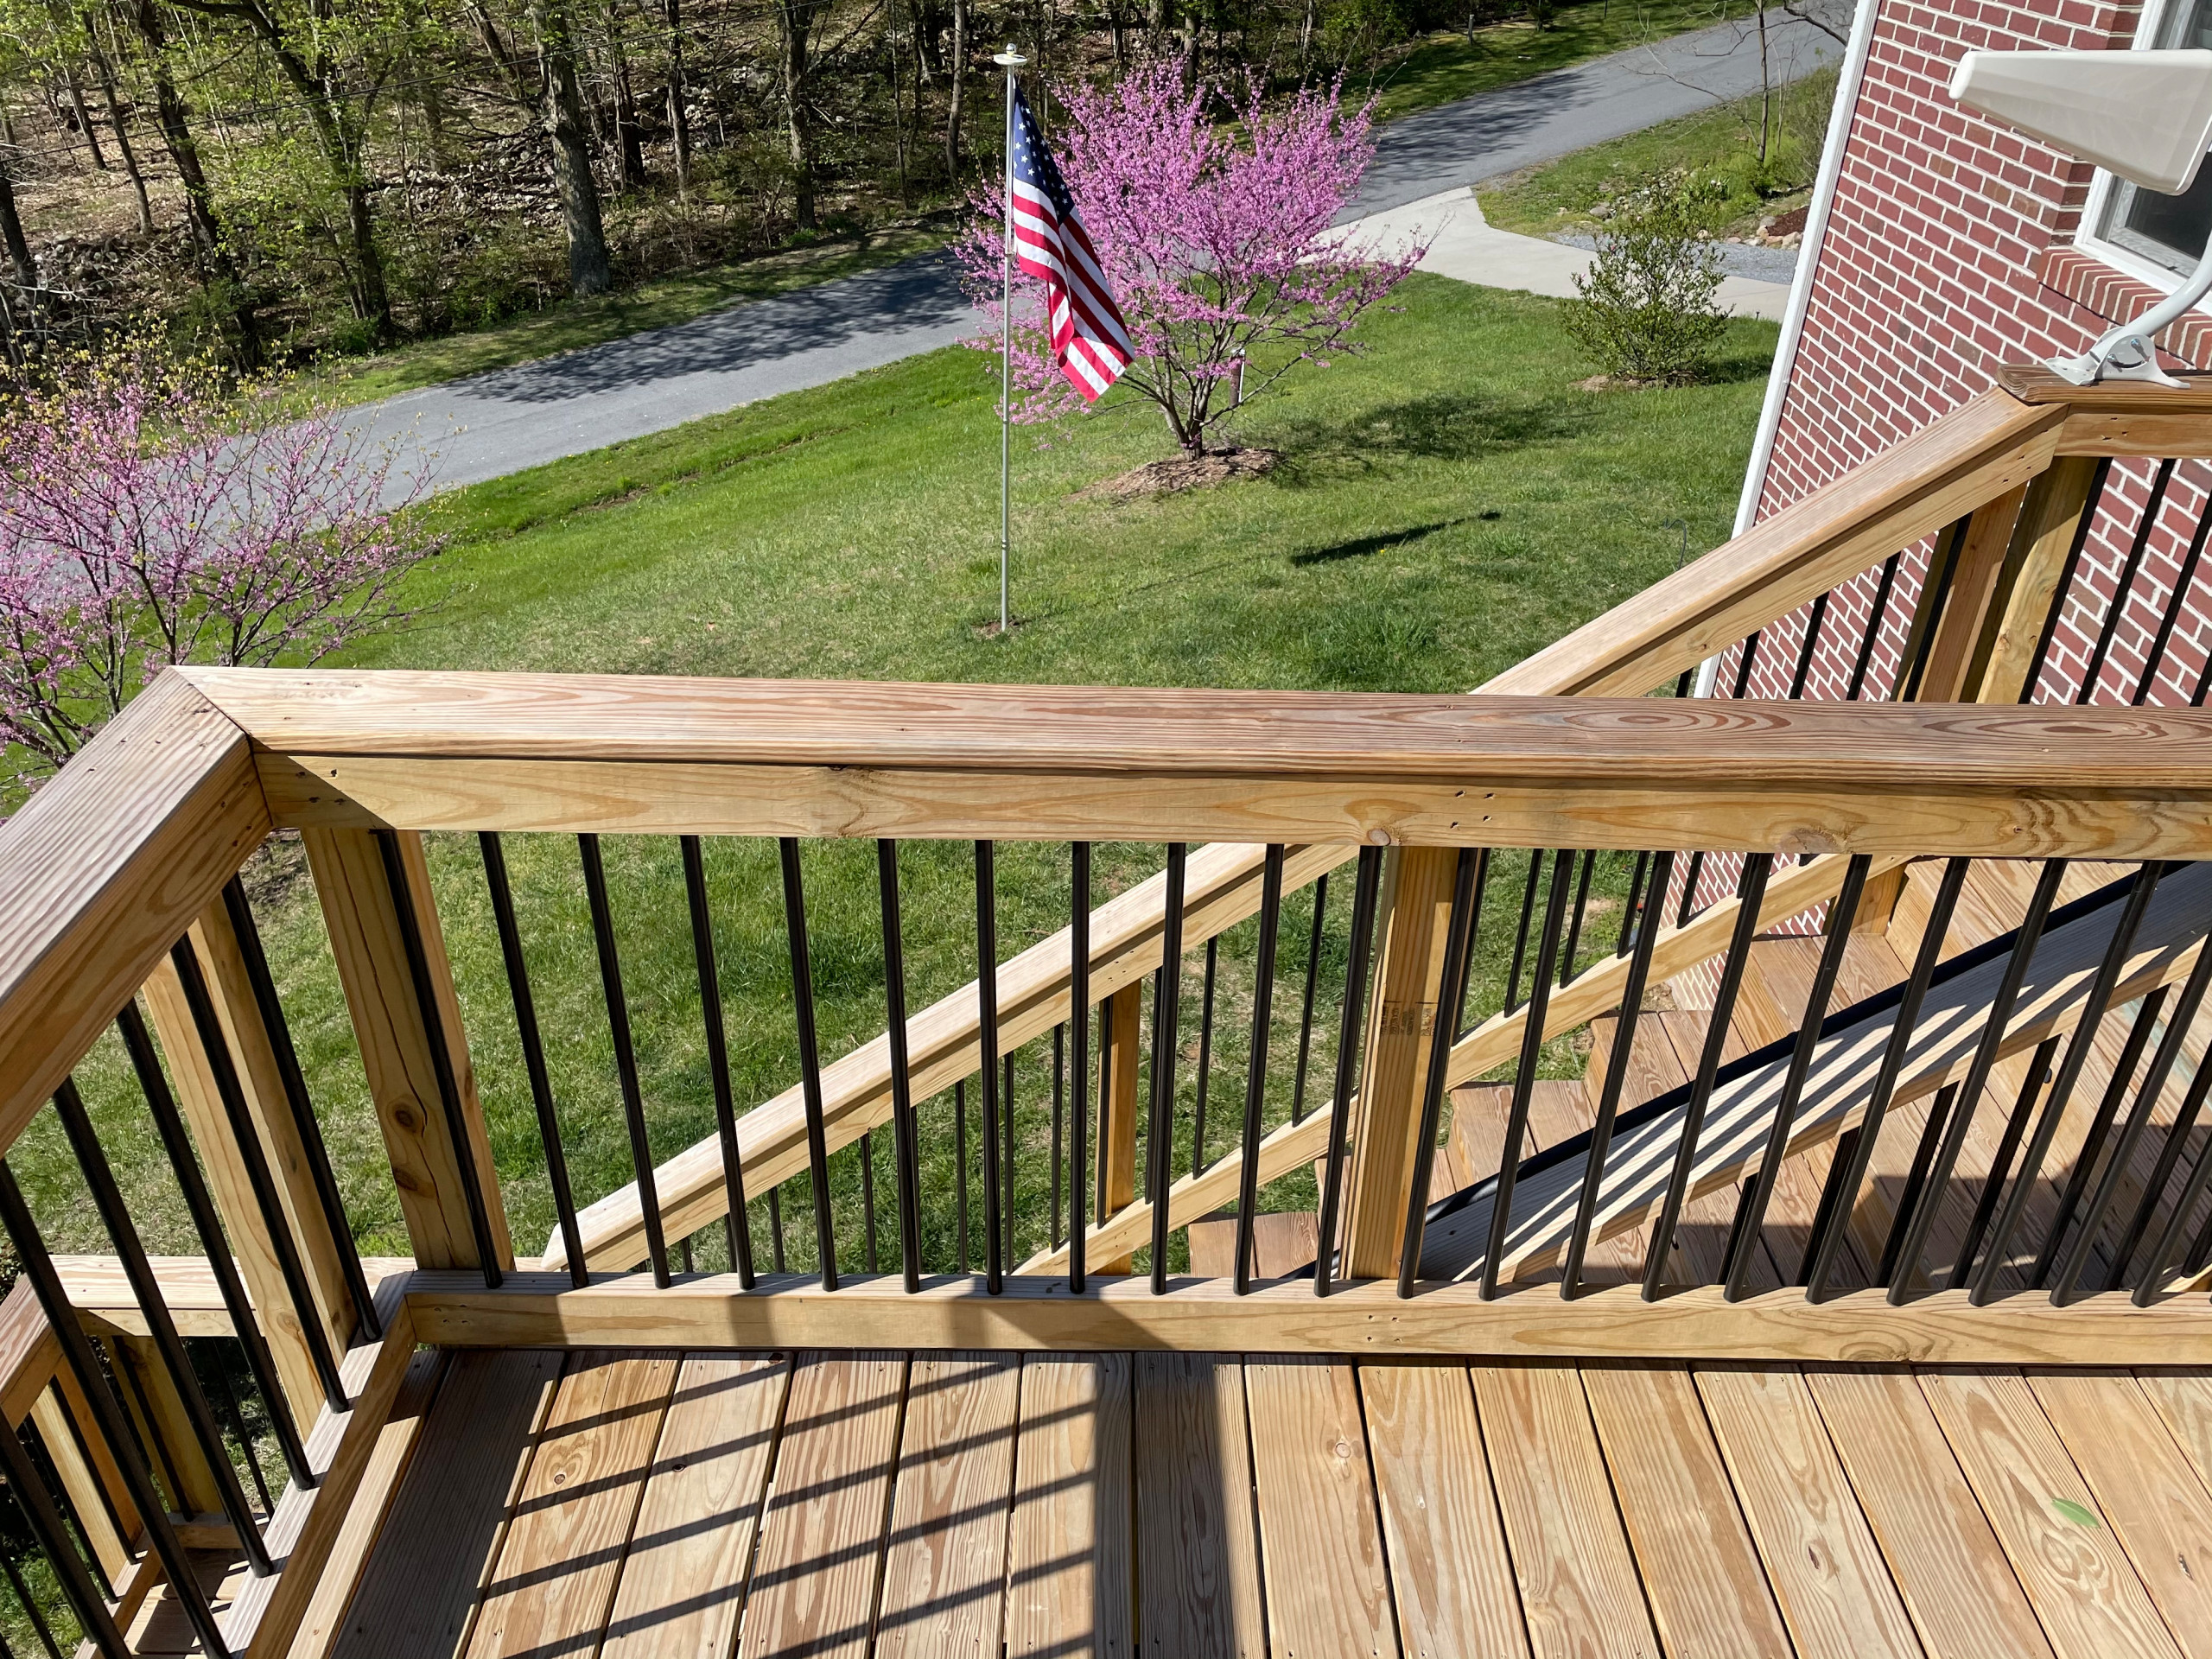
1726, 0, 2212, 712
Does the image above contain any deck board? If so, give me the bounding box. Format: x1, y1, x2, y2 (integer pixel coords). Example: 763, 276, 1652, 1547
1694, 1365, 1923, 1659
330, 1347, 566, 1659
1244, 1357, 1396, 1658
1583, 1363, 1793, 1658
1133, 1352, 1265, 1658
874, 1352, 1021, 1659
1359, 1363, 1529, 1659
601, 1352, 790, 1659
1471, 1363, 1659, 1659
736, 1351, 907, 1659
1805, 1366, 2056, 1659
1005, 1355, 1132, 1659
463, 1351, 678, 1659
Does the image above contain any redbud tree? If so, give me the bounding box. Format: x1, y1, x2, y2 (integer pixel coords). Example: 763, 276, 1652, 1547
0, 343, 441, 789
957, 63, 1421, 456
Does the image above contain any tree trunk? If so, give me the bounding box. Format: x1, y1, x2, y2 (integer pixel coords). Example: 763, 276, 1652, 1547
944, 0, 965, 183
662, 0, 690, 189
0, 161, 36, 289
776, 0, 817, 231
534, 0, 613, 294
126, 0, 261, 366
1755, 3, 1771, 166
90, 41, 152, 235
66, 67, 108, 168
609, 10, 647, 188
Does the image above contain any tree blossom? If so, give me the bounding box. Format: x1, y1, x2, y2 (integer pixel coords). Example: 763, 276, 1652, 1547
958, 62, 1422, 455
0, 342, 441, 788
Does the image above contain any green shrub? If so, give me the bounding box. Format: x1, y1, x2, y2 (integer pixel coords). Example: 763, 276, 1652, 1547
1564, 172, 1729, 385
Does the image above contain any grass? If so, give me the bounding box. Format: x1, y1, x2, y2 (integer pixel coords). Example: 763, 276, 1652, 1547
1481, 65, 1839, 238
290, 224, 949, 411
28, 273, 1773, 1279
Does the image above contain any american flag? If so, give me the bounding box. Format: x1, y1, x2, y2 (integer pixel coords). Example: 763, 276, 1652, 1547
1007, 83, 1132, 402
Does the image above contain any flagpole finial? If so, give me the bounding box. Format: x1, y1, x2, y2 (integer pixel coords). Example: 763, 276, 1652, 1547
994, 45, 1027, 65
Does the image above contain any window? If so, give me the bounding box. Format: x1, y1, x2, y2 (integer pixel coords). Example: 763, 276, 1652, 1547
2090, 0, 2212, 279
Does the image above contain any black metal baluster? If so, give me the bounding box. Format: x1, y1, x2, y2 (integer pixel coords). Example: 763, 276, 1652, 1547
1070, 843, 1092, 1294
1292, 874, 1328, 1121
1723, 855, 1872, 1299
1452, 851, 1492, 1042
0, 1503, 65, 1659
1564, 851, 1675, 1299
1675, 850, 1707, 928
2136, 1120, 2212, 1304
1801, 1127, 1862, 1287
1616, 852, 1651, 958
1803, 857, 1970, 1300
1729, 632, 1764, 699
1847, 551, 1903, 702
0, 1166, 227, 1656
48, 1376, 133, 1542
877, 841, 922, 1294
1642, 854, 1773, 1300
679, 1234, 695, 1274
219, 879, 379, 1341
1485, 849, 1578, 1300
49, 1080, 269, 1573
779, 838, 840, 1291
1147, 845, 1188, 1294
2040, 980, 2180, 1295
1399, 848, 1482, 1298
955, 1081, 969, 1274
683, 835, 754, 1290
372, 830, 503, 1288
2112, 994, 2212, 1291
168, 938, 350, 1411
1788, 590, 1830, 699
1235, 847, 1288, 1294
1897, 518, 1969, 702
767, 1185, 787, 1274
1191, 938, 1218, 1178
1558, 850, 1597, 987
2136, 493, 2212, 703
1878, 1084, 1961, 1287
1968, 863, 2164, 1302
116, 1002, 314, 1488
2059, 940, 2212, 1301
1002, 1052, 1016, 1271
975, 841, 1005, 1293
200, 1350, 272, 1516
1503, 852, 1545, 1012
1886, 859, 2068, 1300
1052, 1024, 1065, 1249
2079, 458, 2175, 704
0, 1424, 123, 1659
2019, 459, 2113, 704
1949, 1036, 2060, 1289
481, 833, 588, 1289
1315, 848, 1384, 1298
578, 834, 670, 1289
861, 1131, 879, 1273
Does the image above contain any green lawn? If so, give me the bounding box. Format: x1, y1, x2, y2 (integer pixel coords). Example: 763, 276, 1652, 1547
29, 273, 1771, 1279
1481, 67, 1840, 238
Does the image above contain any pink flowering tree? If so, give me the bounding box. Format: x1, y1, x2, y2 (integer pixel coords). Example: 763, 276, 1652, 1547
957, 63, 1421, 456
0, 343, 441, 788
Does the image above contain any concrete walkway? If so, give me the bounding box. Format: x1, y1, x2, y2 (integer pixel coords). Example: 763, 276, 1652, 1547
1347, 187, 1795, 319
359, 8, 1844, 496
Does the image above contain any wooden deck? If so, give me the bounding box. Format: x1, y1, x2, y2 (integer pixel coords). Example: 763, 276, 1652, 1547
284, 1342, 2212, 1659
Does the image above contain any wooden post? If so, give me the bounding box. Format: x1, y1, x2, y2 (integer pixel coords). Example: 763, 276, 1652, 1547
113, 1335, 224, 1520
29, 1382, 130, 1580
1966, 455, 2105, 706
141, 899, 358, 1430
1095, 986, 1141, 1274
1338, 848, 1460, 1281
304, 829, 513, 1274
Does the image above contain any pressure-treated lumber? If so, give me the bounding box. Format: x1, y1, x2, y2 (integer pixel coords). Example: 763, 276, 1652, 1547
1977, 454, 2106, 705
1133, 1352, 1265, 1657
401, 1270, 2212, 1363
1096, 985, 1142, 1276
1005, 1355, 1133, 1659
874, 1351, 1021, 1658
1481, 389, 2064, 697
0, 671, 267, 1162
1419, 861, 2212, 1285
30, 1382, 130, 1582
601, 1352, 789, 1659
1911, 483, 2028, 703
0, 1279, 60, 1427
551, 841, 1344, 1272
1990, 366, 2212, 454
304, 826, 512, 1273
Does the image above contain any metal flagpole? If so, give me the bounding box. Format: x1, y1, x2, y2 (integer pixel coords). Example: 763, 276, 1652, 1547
994, 46, 1025, 637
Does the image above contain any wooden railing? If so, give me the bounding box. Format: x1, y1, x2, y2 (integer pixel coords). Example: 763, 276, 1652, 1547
0, 367, 2210, 1655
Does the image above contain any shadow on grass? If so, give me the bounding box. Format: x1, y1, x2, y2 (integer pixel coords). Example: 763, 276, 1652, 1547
1266, 388, 1593, 480
1290, 519, 1468, 566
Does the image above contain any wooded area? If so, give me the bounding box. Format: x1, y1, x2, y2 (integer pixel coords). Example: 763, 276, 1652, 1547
0, 0, 1581, 371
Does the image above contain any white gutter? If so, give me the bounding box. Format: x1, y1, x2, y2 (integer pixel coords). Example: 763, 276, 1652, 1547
1696, 0, 1884, 696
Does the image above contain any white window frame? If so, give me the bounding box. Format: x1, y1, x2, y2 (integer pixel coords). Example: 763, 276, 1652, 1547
2075, 0, 2212, 297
